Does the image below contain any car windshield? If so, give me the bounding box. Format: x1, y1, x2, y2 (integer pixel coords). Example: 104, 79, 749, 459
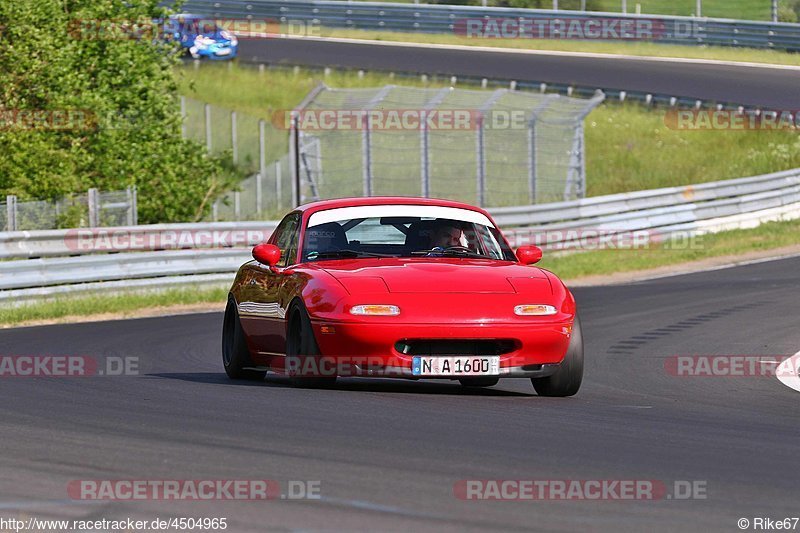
301, 206, 516, 262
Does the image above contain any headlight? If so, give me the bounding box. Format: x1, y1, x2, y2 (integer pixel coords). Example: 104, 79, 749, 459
350, 304, 400, 316
514, 304, 557, 316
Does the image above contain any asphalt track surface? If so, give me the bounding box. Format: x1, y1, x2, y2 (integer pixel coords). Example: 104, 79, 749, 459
236, 38, 800, 109
1, 255, 799, 532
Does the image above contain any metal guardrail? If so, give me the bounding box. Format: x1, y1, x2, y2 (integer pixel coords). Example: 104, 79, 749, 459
181, 0, 800, 51
0, 221, 278, 260
0, 168, 798, 302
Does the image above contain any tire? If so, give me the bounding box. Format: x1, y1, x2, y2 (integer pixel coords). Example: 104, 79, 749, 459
459, 377, 500, 388
222, 297, 266, 380
532, 315, 583, 397
287, 303, 337, 389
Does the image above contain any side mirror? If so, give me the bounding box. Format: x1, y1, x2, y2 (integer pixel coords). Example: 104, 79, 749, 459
253, 243, 281, 266
516, 245, 543, 265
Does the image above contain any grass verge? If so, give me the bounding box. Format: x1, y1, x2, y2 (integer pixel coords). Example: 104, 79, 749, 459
0, 286, 228, 327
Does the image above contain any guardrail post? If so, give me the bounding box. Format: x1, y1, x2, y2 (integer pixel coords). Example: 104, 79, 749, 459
6, 195, 17, 231
204, 103, 212, 153
88, 188, 100, 228
231, 111, 238, 166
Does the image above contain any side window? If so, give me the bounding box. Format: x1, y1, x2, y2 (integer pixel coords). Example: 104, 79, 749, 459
269, 213, 301, 267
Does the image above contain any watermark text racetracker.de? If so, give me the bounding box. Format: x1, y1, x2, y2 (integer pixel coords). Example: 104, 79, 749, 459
0, 356, 138, 377
67, 479, 321, 501
505, 228, 705, 251
454, 479, 707, 500
273, 108, 533, 131
665, 109, 800, 131
665, 355, 799, 378
454, 17, 704, 40
65, 228, 272, 252
67, 17, 323, 40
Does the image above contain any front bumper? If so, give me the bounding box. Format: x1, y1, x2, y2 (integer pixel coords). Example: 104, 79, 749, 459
307, 320, 572, 378
353, 362, 562, 379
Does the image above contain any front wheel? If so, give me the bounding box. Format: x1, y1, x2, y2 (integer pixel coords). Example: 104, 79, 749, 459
222, 297, 266, 381
531, 315, 583, 397
287, 304, 337, 389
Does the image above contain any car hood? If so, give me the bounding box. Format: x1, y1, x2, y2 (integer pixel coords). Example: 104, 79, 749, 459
314, 258, 551, 294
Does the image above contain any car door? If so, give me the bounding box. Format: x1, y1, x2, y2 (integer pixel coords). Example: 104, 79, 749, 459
237, 213, 301, 361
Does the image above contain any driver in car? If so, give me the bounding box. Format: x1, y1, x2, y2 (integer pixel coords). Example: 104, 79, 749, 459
429, 221, 464, 249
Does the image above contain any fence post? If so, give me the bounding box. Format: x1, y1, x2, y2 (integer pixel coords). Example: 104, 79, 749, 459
180, 96, 187, 139
579, 122, 587, 199
565, 124, 586, 200
290, 113, 300, 207
231, 111, 238, 166
475, 116, 486, 207
204, 103, 212, 153
420, 120, 430, 198
275, 160, 282, 209
88, 188, 100, 228
256, 173, 263, 216
212, 200, 219, 222
6, 195, 17, 231
527, 118, 537, 204
362, 115, 373, 196
126, 186, 136, 225
131, 186, 138, 225
234, 190, 241, 221
258, 119, 266, 213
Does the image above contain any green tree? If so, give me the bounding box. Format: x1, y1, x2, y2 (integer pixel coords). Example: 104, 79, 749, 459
0, 0, 236, 223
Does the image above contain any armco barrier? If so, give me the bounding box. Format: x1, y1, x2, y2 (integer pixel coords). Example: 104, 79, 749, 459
181, 0, 800, 51
0, 168, 798, 302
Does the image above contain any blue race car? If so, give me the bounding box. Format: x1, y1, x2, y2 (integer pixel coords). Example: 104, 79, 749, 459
165, 14, 238, 60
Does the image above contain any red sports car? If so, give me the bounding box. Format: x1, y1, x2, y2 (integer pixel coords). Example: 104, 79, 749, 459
223, 197, 582, 396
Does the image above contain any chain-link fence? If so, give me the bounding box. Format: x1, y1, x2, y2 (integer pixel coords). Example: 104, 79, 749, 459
180, 96, 293, 220
292, 84, 604, 207
1, 188, 137, 232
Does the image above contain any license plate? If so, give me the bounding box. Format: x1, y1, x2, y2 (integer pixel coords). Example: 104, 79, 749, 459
412, 356, 500, 376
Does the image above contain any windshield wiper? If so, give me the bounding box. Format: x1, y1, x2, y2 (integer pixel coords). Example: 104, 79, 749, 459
409, 247, 494, 259
306, 250, 393, 260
